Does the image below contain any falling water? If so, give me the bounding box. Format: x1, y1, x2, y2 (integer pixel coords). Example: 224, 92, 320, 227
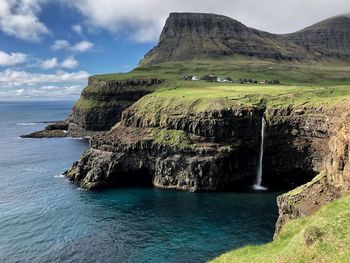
253, 117, 268, 191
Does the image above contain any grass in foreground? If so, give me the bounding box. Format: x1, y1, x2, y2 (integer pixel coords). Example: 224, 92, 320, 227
210, 194, 350, 263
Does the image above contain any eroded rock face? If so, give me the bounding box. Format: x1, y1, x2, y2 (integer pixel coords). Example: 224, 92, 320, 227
121, 106, 264, 141
263, 106, 338, 188
275, 104, 350, 236
65, 104, 340, 192
68, 78, 164, 131
65, 126, 258, 191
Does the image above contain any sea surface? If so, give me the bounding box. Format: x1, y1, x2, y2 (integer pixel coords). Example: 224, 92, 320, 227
0, 101, 280, 263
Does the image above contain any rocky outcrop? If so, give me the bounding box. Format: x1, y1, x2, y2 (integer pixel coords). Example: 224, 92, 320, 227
275, 103, 350, 236
140, 13, 318, 66
263, 106, 339, 188
22, 77, 165, 138
65, 107, 263, 191
21, 120, 71, 138
68, 77, 164, 131
64, 102, 342, 192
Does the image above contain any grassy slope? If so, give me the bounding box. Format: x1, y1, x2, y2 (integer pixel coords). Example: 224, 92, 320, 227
126, 84, 350, 127
80, 58, 350, 112
93, 58, 350, 86
211, 194, 350, 263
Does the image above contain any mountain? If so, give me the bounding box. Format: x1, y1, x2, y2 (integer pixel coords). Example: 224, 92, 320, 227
139, 13, 318, 65
284, 15, 350, 59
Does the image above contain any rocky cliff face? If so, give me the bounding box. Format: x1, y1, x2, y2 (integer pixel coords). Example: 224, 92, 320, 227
140, 13, 317, 65
64, 101, 339, 192
68, 77, 164, 132
263, 106, 338, 188
284, 15, 350, 59
65, 106, 263, 191
275, 103, 350, 235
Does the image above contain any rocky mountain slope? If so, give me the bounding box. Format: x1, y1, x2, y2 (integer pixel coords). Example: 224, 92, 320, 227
140, 13, 318, 65
284, 15, 350, 59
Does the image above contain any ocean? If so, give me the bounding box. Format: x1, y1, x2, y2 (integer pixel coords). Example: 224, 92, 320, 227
0, 101, 280, 263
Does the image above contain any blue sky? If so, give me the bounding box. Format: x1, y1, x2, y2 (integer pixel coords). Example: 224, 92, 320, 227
0, 0, 154, 100
0, 0, 349, 100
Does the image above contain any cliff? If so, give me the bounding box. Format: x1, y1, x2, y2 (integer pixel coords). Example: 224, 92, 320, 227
68, 77, 164, 132
275, 103, 350, 234
22, 77, 165, 138
64, 84, 350, 192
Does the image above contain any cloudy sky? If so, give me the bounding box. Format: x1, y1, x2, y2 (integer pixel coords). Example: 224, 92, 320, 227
0, 0, 349, 100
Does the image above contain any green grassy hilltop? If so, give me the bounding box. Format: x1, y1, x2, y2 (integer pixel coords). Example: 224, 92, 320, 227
94, 59, 350, 85
210, 194, 350, 263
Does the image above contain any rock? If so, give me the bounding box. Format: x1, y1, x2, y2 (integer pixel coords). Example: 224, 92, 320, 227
65, 103, 344, 192
45, 121, 69, 131
65, 124, 257, 191
21, 129, 69, 138
68, 77, 164, 131
274, 103, 350, 236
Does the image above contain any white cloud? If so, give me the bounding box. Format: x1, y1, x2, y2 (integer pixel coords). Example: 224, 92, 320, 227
0, 0, 49, 41
0, 68, 88, 99
51, 40, 70, 51
63, 0, 350, 42
0, 68, 89, 87
0, 51, 27, 66
71, 40, 94, 52
0, 84, 84, 99
61, 57, 78, 68
51, 39, 94, 53
41, 57, 58, 69
40, 57, 79, 69
72, 24, 83, 35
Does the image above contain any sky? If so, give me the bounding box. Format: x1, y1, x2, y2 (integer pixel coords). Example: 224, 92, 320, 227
0, 0, 349, 100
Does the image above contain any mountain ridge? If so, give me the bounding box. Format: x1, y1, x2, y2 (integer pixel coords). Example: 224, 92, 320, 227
284, 15, 350, 58
140, 12, 350, 66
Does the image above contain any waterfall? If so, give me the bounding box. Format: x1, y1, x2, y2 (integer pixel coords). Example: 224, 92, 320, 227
253, 117, 268, 191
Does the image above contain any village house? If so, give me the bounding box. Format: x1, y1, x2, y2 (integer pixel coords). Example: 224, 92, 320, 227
181, 74, 280, 85
201, 75, 219, 82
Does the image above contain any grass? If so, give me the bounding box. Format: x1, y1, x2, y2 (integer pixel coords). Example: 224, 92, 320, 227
74, 98, 134, 110
210, 193, 350, 263
126, 85, 350, 127
284, 173, 326, 198
78, 58, 350, 112
152, 128, 194, 149
91, 58, 350, 86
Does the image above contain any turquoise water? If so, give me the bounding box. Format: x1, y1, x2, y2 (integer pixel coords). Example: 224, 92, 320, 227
0, 101, 280, 263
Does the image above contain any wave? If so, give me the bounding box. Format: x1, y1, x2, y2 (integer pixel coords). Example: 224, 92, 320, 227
54, 174, 65, 178
66, 136, 90, 140
16, 122, 39, 126
15, 120, 59, 126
